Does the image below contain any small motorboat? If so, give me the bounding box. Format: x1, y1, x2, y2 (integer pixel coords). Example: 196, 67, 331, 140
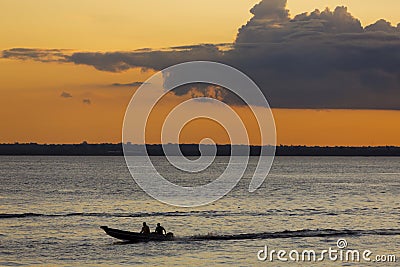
100, 226, 174, 242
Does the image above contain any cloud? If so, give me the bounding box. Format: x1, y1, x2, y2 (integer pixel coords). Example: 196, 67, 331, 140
82, 99, 91, 105
365, 19, 400, 33
1, 45, 223, 72
1, 48, 69, 62
67, 44, 223, 72
1, 0, 400, 110
60, 91, 72, 98
110, 81, 148, 87
228, 2, 400, 109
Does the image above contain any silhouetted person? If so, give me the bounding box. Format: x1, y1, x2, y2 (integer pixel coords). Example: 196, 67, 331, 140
140, 222, 150, 234
155, 223, 166, 235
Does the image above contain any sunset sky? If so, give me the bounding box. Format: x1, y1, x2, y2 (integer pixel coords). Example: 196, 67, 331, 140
1, 0, 399, 146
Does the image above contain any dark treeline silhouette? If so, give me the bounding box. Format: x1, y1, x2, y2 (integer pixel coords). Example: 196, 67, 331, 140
0, 143, 400, 156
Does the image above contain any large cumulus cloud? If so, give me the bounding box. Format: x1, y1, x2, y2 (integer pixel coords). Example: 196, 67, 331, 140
2, 0, 400, 109
230, 2, 400, 109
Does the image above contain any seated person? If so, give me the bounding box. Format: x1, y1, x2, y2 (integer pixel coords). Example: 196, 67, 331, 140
155, 223, 166, 235
140, 222, 150, 234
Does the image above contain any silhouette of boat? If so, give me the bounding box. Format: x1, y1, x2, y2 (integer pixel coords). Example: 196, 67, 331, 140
100, 226, 174, 242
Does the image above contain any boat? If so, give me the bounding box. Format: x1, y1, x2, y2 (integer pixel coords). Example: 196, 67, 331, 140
100, 226, 174, 242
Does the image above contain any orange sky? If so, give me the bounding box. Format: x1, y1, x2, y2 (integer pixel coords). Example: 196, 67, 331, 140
1, 1, 399, 146
1, 0, 399, 50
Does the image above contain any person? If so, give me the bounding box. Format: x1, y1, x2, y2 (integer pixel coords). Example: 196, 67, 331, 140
140, 222, 150, 234
155, 223, 166, 235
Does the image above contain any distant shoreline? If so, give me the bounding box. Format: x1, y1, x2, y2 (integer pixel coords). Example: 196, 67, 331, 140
1, 143, 400, 156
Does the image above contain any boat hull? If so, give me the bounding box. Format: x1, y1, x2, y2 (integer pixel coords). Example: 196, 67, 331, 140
100, 226, 174, 242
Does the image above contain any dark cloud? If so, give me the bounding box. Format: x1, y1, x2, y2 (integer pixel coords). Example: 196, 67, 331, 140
82, 99, 91, 105
1, 45, 223, 72
171, 83, 245, 105
365, 19, 399, 33
60, 91, 72, 98
229, 1, 400, 109
110, 81, 148, 87
1, 0, 400, 110
1, 48, 68, 62
67, 44, 222, 72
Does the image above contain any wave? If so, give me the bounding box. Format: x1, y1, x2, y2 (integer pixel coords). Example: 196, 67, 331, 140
0, 212, 168, 219
0, 211, 240, 219
0, 207, 389, 219
187, 228, 400, 241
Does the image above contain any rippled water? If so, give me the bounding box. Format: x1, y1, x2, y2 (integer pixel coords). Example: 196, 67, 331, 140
0, 156, 399, 266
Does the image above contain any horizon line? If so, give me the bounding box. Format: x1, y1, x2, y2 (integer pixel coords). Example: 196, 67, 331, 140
2, 142, 400, 148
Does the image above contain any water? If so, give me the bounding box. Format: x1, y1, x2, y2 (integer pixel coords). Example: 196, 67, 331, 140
0, 156, 399, 266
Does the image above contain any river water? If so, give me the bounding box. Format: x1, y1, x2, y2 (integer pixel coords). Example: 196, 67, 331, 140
0, 156, 399, 266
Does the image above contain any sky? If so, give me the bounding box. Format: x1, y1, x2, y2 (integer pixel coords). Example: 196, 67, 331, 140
0, 0, 399, 145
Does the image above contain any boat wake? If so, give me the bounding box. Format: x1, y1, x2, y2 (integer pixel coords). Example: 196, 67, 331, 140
109, 228, 400, 244
185, 228, 400, 241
